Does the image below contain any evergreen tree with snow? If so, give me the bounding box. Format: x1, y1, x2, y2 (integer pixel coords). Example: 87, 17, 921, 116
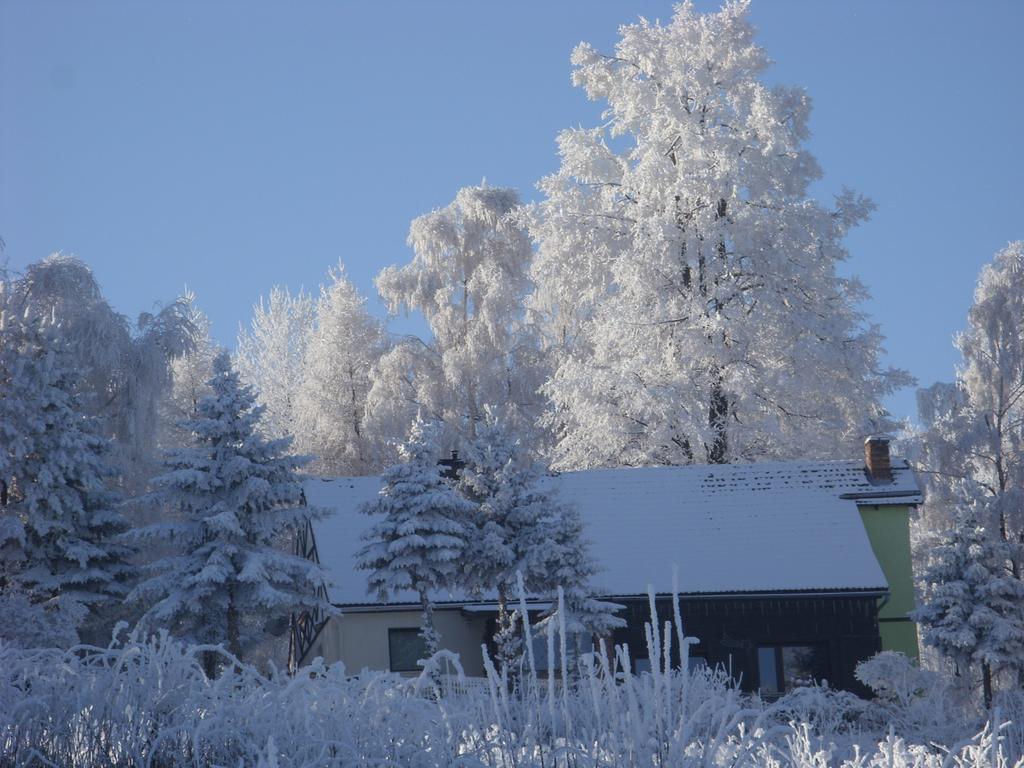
0, 304, 133, 643
356, 417, 473, 659
459, 412, 622, 672
129, 351, 333, 675
912, 493, 1024, 707
518, 2, 909, 469
295, 263, 388, 475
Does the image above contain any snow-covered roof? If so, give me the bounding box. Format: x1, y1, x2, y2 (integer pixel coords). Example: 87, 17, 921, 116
303, 459, 919, 606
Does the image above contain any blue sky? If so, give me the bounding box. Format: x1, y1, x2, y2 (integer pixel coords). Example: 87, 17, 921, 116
2, 0, 1022, 423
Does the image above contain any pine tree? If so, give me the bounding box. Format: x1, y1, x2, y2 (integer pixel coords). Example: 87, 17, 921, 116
129, 351, 333, 675
0, 305, 133, 643
519, 2, 909, 469
356, 417, 473, 659
913, 494, 1024, 707
295, 263, 388, 475
459, 413, 622, 672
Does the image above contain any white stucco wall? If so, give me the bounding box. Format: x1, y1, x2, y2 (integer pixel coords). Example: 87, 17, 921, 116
303, 607, 490, 677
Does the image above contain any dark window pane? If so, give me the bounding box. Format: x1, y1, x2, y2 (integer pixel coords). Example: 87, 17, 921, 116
781, 645, 826, 689
388, 628, 427, 672
757, 646, 780, 693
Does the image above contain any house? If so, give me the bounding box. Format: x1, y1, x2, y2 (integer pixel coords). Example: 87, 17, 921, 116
291, 437, 921, 696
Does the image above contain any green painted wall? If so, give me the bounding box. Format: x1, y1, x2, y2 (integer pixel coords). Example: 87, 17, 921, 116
858, 504, 920, 660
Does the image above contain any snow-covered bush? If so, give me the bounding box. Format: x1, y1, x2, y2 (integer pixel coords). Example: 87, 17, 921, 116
3, 603, 1021, 768
856, 651, 974, 746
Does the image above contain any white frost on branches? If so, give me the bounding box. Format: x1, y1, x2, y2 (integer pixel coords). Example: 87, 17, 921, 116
916, 242, 1024, 577
0, 306, 133, 642
519, 2, 909, 469
236, 286, 315, 443
368, 184, 544, 452
912, 493, 1024, 705
357, 417, 474, 657
128, 352, 333, 672
295, 264, 388, 476
3, 254, 195, 485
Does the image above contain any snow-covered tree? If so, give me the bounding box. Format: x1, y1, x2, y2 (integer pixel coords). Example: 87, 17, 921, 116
459, 413, 622, 671
295, 264, 388, 476
4, 254, 195, 486
236, 286, 315, 443
367, 184, 545, 453
128, 352, 333, 675
0, 306, 133, 643
357, 417, 474, 659
912, 493, 1024, 707
518, 2, 909, 469
916, 242, 1024, 577
159, 290, 220, 451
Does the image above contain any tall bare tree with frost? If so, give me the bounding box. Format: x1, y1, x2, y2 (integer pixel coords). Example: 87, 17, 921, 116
916, 242, 1024, 579
236, 286, 314, 443
295, 264, 388, 476
367, 184, 545, 452
519, 2, 909, 469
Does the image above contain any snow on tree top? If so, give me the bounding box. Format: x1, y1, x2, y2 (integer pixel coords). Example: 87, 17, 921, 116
303, 459, 920, 606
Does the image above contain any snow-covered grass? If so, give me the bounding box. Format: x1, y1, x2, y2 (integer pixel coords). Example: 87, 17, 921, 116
3, 622, 1022, 768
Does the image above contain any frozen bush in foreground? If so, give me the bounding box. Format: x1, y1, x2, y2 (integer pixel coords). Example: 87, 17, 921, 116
2, 624, 1022, 768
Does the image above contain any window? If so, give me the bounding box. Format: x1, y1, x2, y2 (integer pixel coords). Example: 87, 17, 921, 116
757, 644, 827, 695
388, 628, 427, 672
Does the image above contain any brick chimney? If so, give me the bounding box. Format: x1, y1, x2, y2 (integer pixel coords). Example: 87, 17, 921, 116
864, 436, 892, 483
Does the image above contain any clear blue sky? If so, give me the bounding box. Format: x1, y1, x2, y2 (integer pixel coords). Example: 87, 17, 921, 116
2, 1, 1021, 423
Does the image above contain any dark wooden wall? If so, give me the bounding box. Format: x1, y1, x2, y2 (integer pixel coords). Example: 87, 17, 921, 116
610, 594, 881, 696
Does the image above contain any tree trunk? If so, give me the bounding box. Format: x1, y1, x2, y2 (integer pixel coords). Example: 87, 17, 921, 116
982, 661, 993, 709
494, 586, 523, 677
419, 588, 439, 659
226, 601, 242, 670
708, 374, 728, 464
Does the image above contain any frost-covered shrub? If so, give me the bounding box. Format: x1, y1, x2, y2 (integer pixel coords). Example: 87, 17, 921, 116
2, 623, 1021, 767
856, 651, 976, 746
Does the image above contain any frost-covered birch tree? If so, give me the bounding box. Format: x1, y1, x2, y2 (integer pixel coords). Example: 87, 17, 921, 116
916, 242, 1024, 578
3, 255, 195, 486
0, 306, 133, 644
357, 418, 473, 659
367, 184, 544, 452
236, 286, 314, 443
295, 264, 388, 476
519, 2, 908, 469
458, 413, 622, 671
129, 352, 333, 676
912, 494, 1024, 707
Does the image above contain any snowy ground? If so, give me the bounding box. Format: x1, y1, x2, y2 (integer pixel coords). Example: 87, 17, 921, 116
2, 630, 1021, 768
